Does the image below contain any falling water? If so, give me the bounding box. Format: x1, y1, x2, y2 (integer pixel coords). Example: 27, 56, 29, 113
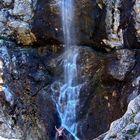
52, 0, 81, 139
61, 0, 75, 46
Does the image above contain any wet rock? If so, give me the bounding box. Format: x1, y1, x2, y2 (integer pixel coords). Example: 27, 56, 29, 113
77, 47, 140, 139
0, 42, 139, 140
31, 0, 140, 50
120, 65, 140, 112
52, 47, 118, 139
37, 87, 60, 140
46, 46, 140, 139
0, 0, 139, 140
29, 69, 50, 82
31, 0, 107, 48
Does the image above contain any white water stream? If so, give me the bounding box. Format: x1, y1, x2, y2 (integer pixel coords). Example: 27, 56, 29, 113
52, 0, 81, 139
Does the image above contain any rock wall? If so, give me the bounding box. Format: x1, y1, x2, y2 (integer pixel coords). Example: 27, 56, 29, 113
94, 91, 140, 140
1, 42, 139, 139
0, 41, 60, 140
0, 0, 140, 140
0, 0, 37, 45
75, 47, 140, 139
0, 0, 139, 49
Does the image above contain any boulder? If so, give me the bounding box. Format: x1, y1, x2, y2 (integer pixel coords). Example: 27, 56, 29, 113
94, 94, 140, 140
0, 42, 54, 140
0, 0, 37, 45
103, 49, 135, 81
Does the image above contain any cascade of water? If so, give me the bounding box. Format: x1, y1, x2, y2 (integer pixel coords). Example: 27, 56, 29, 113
58, 49, 81, 140
51, 0, 81, 139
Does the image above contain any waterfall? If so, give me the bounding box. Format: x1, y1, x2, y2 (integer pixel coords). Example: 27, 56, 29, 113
51, 0, 81, 139
61, 0, 75, 46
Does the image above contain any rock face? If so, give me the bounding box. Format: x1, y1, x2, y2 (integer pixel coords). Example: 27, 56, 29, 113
75, 47, 140, 139
134, 0, 140, 45
96, 0, 140, 50
0, 0, 139, 50
0, 41, 61, 140
0, 0, 37, 45
0, 41, 140, 140
0, 40, 140, 140
94, 60, 140, 140
94, 94, 140, 140
42, 46, 139, 139
0, 0, 140, 140
30, 0, 140, 49
103, 49, 135, 81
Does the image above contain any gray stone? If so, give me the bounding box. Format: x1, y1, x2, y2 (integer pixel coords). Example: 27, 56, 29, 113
12, 0, 33, 21
0, 0, 37, 45
127, 90, 139, 103
132, 76, 140, 87
123, 123, 138, 133
0, 105, 22, 139
134, 112, 140, 124
0, 43, 52, 140
94, 95, 140, 140
8, 20, 30, 30
134, 0, 140, 44
105, 49, 135, 81
2, 0, 13, 6
0, 22, 6, 33
0, 10, 9, 23
116, 132, 129, 140
103, 0, 123, 49
7, 19, 36, 45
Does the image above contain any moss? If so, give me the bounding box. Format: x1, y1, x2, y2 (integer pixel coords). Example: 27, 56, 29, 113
0, 36, 10, 41
110, 134, 117, 138
126, 128, 137, 137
